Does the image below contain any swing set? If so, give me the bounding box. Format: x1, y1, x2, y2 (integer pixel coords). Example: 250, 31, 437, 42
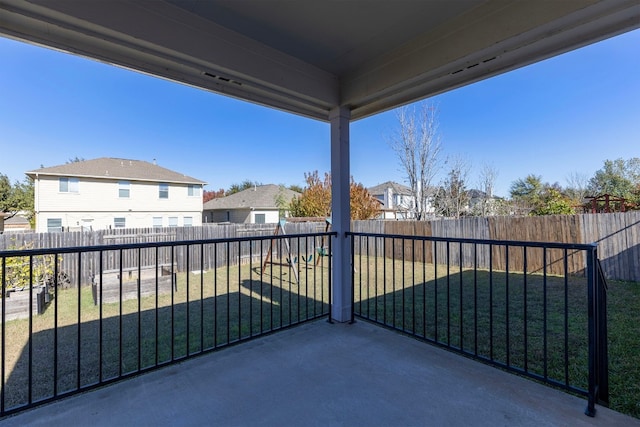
261, 218, 332, 284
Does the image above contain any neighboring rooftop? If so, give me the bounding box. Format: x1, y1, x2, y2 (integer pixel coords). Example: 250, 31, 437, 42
203, 184, 300, 210
26, 158, 206, 185
368, 181, 412, 196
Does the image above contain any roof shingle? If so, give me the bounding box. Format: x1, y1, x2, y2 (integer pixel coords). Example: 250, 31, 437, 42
26, 158, 206, 185
203, 184, 300, 210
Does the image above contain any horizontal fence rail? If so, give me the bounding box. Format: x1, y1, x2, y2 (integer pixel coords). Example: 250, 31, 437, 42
347, 231, 609, 416
0, 231, 335, 417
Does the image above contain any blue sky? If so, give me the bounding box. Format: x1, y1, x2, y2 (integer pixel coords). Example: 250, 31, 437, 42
1, 29, 638, 197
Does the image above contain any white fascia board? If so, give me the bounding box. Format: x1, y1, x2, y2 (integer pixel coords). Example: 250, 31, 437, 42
0, 0, 338, 121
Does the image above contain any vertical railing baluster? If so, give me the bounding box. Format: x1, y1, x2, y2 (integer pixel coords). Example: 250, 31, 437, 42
170, 247, 175, 361
459, 242, 463, 351
365, 236, 369, 319
543, 248, 548, 380
1, 256, 5, 414
226, 241, 230, 343
327, 234, 332, 322
523, 247, 528, 373
489, 244, 493, 361
358, 235, 362, 318
412, 239, 416, 334
119, 249, 123, 376
186, 244, 191, 355
200, 243, 204, 352
506, 244, 510, 367
383, 238, 387, 326
586, 247, 596, 417
213, 243, 218, 348
446, 241, 450, 346
434, 240, 438, 343
350, 234, 355, 324
422, 239, 427, 340
564, 248, 569, 387
54, 253, 59, 395
154, 246, 159, 366
137, 247, 141, 371
28, 255, 33, 404
238, 241, 242, 340
249, 240, 253, 336
374, 236, 379, 323
392, 238, 396, 328
401, 238, 405, 331
76, 252, 82, 388
473, 243, 478, 357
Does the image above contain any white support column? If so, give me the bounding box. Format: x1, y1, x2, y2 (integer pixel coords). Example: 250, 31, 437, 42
330, 105, 351, 322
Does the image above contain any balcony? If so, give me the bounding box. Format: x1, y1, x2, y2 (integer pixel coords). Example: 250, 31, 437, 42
0, 230, 624, 425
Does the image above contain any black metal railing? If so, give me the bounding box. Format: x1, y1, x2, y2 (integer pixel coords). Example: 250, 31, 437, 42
0, 231, 334, 416
348, 232, 609, 416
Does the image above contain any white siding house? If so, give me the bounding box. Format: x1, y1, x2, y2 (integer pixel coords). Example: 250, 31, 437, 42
203, 184, 300, 224
27, 158, 206, 232
368, 182, 416, 220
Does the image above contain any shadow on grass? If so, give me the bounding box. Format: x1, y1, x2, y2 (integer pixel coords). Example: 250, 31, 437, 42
354, 267, 590, 395
2, 279, 329, 413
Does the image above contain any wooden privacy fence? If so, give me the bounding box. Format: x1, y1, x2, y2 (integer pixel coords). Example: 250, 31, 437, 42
0, 222, 328, 287
1, 212, 638, 284
353, 211, 640, 281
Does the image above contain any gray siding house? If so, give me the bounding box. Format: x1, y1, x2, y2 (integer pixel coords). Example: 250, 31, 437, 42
203, 184, 300, 224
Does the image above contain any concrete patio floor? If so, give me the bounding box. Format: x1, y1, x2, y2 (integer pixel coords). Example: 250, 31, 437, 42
1, 319, 637, 427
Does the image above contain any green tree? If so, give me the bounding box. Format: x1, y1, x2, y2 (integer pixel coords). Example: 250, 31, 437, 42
226, 180, 262, 196
510, 175, 574, 216
0, 174, 34, 223
588, 158, 640, 207
531, 188, 575, 216
288, 184, 304, 193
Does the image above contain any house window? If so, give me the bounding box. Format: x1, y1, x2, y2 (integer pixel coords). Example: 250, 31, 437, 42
168, 216, 178, 227
47, 218, 62, 233
188, 185, 200, 197
153, 217, 163, 228
114, 217, 126, 228
255, 213, 265, 224
119, 181, 130, 198
59, 177, 79, 193
184, 216, 193, 227
159, 183, 169, 199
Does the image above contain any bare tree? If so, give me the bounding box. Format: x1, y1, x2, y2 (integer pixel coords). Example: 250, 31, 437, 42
434, 156, 471, 218
388, 102, 442, 220
565, 171, 589, 205
477, 163, 498, 216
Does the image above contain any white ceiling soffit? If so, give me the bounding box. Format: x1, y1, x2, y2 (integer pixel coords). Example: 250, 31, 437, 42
0, 0, 638, 121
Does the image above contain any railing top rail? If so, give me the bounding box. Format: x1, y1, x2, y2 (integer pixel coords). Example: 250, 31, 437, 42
346, 231, 598, 251
0, 231, 338, 257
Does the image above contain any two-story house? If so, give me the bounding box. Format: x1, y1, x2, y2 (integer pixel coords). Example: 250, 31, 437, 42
27, 158, 206, 232
368, 181, 416, 220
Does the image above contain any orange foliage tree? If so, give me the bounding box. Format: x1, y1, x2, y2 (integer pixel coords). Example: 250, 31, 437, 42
203, 188, 225, 203
289, 171, 380, 220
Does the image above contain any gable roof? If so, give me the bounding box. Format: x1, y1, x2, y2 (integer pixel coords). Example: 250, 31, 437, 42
26, 158, 206, 185
203, 184, 300, 210
368, 181, 412, 196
